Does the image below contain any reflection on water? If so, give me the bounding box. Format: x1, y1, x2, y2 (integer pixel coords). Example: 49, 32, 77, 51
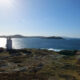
12, 38, 24, 49
0, 38, 6, 48
0, 38, 80, 50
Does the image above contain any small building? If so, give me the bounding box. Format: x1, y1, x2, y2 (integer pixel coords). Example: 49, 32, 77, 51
6, 37, 12, 50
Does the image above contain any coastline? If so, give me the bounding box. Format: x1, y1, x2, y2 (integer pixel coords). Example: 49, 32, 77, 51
0, 48, 80, 80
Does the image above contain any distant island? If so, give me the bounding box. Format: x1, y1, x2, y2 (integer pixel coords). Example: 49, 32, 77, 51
41, 36, 64, 39
0, 35, 64, 39
0, 35, 26, 38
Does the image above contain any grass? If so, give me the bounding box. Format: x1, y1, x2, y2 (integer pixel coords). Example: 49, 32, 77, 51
0, 49, 80, 80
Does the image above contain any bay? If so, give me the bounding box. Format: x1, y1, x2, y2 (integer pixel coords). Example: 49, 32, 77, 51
0, 38, 80, 51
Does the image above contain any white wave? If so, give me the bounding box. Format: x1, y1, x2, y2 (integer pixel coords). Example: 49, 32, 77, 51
48, 48, 62, 52
41, 48, 62, 52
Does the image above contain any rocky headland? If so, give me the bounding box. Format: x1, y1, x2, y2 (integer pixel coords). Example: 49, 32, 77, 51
0, 48, 80, 80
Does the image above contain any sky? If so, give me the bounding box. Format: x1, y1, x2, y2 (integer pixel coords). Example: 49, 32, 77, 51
0, 0, 80, 38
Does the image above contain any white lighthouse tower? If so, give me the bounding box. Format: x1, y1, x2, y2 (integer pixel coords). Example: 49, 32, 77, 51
6, 37, 12, 50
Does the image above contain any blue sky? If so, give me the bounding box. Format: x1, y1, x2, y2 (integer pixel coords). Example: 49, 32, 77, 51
0, 0, 80, 37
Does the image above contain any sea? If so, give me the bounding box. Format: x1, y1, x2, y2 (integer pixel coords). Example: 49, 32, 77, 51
0, 38, 80, 51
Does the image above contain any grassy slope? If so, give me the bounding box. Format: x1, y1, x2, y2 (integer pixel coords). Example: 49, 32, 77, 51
0, 49, 80, 80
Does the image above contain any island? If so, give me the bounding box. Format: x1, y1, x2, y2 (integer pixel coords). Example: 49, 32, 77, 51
0, 35, 64, 39
41, 36, 64, 39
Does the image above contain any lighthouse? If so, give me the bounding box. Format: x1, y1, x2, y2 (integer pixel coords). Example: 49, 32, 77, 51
6, 37, 12, 50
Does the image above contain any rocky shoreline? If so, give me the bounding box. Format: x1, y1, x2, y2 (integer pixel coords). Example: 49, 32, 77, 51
0, 48, 80, 80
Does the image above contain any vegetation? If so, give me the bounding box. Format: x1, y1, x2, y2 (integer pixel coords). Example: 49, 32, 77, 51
59, 50, 77, 56
0, 49, 80, 80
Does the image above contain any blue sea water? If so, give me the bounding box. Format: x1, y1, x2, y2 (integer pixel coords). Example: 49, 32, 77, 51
0, 38, 80, 51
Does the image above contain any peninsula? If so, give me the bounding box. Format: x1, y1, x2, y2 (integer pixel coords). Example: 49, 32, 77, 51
0, 35, 64, 39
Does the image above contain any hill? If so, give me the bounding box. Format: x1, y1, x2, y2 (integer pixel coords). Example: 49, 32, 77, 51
0, 35, 64, 39
0, 49, 80, 80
